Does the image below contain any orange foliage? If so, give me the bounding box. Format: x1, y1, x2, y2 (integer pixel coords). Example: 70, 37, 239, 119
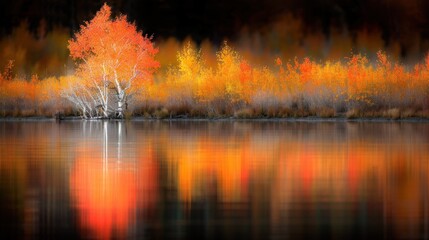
68, 4, 159, 86
298, 58, 313, 83
239, 60, 252, 84
66, 4, 160, 118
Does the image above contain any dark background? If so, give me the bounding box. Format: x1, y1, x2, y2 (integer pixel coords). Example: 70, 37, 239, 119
1, 0, 428, 42
1, 0, 429, 65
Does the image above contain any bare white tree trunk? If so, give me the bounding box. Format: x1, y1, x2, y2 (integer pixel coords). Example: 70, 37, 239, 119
111, 66, 138, 119
116, 90, 125, 118
62, 81, 97, 119
62, 63, 142, 119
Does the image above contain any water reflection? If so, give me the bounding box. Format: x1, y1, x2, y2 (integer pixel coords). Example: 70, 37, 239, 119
70, 122, 137, 239
0, 121, 429, 239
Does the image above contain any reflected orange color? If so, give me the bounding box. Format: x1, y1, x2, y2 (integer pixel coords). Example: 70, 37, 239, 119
387, 156, 424, 237
299, 150, 315, 195
70, 151, 136, 240
389, 174, 422, 237
216, 147, 249, 202
156, 124, 429, 236
175, 141, 217, 202
139, 147, 159, 210
169, 139, 251, 203
2, 121, 429, 238
347, 156, 361, 194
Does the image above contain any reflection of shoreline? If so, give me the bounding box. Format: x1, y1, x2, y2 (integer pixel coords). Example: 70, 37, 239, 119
1, 121, 429, 239
152, 121, 429, 238
129, 117, 429, 122
3, 117, 429, 122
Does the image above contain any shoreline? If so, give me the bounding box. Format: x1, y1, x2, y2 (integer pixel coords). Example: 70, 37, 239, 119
1, 116, 429, 123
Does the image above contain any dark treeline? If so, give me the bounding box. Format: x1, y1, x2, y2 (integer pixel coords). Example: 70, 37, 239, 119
1, 0, 429, 46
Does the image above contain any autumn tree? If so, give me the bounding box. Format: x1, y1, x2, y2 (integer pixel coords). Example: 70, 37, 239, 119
0, 60, 15, 81
65, 3, 159, 118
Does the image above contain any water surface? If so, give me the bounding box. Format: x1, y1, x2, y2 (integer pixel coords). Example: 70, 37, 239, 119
1, 120, 429, 239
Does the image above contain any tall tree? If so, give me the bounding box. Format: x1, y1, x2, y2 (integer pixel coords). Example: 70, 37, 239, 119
66, 3, 159, 118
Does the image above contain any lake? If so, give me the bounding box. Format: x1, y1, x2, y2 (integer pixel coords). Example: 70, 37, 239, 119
1, 120, 429, 239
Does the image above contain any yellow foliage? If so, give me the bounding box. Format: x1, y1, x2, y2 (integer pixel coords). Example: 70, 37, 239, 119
2, 42, 429, 118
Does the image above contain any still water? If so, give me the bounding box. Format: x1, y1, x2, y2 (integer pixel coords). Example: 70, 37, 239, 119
1, 120, 429, 240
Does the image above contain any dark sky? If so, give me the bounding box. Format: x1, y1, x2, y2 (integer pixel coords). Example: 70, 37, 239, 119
1, 0, 429, 46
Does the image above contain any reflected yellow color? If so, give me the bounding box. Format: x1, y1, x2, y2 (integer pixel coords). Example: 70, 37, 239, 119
167, 139, 252, 203
1, 121, 429, 239
153, 122, 429, 237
